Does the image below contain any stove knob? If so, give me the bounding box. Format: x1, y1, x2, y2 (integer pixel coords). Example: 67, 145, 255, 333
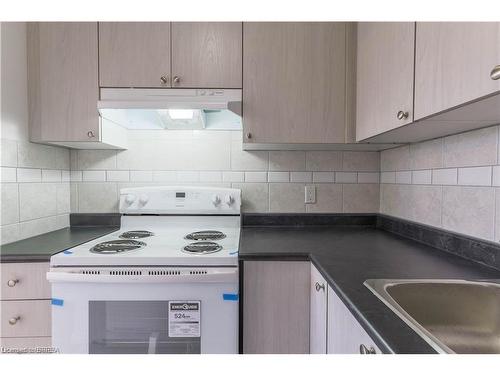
212, 194, 221, 206
125, 194, 136, 205
225, 195, 235, 206
139, 194, 149, 206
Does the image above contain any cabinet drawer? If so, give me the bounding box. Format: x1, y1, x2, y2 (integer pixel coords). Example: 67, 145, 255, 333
0, 337, 52, 351
1, 262, 50, 300
1, 300, 51, 338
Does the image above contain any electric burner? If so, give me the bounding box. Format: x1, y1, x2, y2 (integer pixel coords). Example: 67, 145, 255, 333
119, 230, 154, 239
185, 230, 226, 241
182, 241, 222, 255
90, 240, 147, 254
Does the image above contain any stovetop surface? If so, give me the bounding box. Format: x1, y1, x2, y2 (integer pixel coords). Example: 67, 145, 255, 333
50, 216, 240, 267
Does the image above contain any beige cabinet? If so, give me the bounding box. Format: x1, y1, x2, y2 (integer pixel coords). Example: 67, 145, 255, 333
243, 22, 350, 145
1, 262, 52, 348
310, 264, 328, 354
99, 22, 171, 88
28, 22, 100, 143
243, 261, 310, 354
171, 22, 242, 88
414, 22, 500, 120
356, 22, 415, 141
98, 22, 242, 89
327, 286, 380, 354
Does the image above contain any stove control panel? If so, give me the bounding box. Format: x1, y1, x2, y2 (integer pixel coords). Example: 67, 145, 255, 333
119, 186, 241, 215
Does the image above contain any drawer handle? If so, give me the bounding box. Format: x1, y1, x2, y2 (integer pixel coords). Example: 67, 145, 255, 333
9, 316, 21, 325
397, 110, 409, 120
315, 282, 325, 292
491, 65, 500, 80
7, 279, 19, 287
359, 344, 376, 354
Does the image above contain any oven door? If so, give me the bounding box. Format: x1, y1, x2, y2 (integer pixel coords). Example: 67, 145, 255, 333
47, 267, 238, 354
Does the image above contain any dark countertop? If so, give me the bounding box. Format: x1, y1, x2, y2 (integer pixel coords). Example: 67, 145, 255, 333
239, 225, 500, 354
0, 226, 119, 263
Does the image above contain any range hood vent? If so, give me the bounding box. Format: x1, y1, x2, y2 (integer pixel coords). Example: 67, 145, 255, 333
97, 88, 242, 130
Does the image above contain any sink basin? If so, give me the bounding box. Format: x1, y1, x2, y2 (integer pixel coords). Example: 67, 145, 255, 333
364, 279, 500, 353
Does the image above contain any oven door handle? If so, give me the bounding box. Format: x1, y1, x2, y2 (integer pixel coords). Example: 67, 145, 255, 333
46, 269, 238, 284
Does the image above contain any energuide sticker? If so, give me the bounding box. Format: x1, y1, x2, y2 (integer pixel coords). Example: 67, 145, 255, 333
168, 301, 201, 338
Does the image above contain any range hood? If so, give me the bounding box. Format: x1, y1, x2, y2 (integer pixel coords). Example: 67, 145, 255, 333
97, 88, 242, 130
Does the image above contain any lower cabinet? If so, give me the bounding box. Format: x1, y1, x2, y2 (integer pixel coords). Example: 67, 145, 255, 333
243, 261, 310, 354
327, 286, 380, 354
0, 262, 52, 349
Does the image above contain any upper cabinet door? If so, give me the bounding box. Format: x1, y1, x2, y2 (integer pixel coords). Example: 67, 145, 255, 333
356, 22, 415, 141
414, 22, 500, 120
243, 22, 347, 144
171, 22, 242, 88
99, 22, 171, 88
28, 22, 99, 142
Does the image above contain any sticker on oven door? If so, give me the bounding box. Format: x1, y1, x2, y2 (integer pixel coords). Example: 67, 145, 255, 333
168, 301, 201, 338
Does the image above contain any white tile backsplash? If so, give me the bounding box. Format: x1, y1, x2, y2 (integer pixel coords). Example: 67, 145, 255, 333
380, 125, 500, 243
1, 167, 17, 182
357, 172, 380, 184
335, 172, 357, 184
380, 172, 396, 184
270, 151, 306, 171
82, 170, 106, 182
395, 171, 411, 184
130, 170, 153, 182
244, 172, 267, 183
106, 170, 130, 182
290, 172, 313, 183
268, 172, 290, 183
457, 166, 492, 186
222, 171, 245, 183
432, 168, 457, 185
312, 172, 335, 183
199, 171, 223, 182
42, 169, 62, 182
412, 170, 432, 185
17, 168, 41, 182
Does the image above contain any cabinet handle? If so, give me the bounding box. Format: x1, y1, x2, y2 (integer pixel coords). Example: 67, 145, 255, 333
9, 316, 21, 325
160, 75, 169, 85
315, 282, 325, 292
359, 344, 376, 354
87, 131, 95, 138
491, 65, 500, 80
397, 110, 409, 120
7, 279, 19, 287
172, 76, 181, 84
245, 132, 252, 140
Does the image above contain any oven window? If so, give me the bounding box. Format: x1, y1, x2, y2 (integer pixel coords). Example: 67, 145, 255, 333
89, 301, 201, 354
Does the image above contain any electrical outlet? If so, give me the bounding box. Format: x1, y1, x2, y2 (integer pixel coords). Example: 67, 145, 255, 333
305, 185, 316, 204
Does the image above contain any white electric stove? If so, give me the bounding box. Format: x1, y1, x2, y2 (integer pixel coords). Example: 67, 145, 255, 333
48, 186, 241, 354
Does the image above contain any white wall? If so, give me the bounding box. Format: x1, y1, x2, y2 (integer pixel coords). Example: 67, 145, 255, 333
0, 22, 71, 244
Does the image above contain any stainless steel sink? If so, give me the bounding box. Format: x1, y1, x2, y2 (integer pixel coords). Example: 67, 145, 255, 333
364, 279, 500, 354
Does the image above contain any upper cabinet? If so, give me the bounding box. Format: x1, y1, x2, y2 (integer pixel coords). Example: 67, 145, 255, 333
28, 22, 126, 149
98, 22, 242, 89
243, 22, 352, 146
99, 22, 171, 88
28, 23, 99, 143
357, 22, 500, 144
171, 22, 242, 88
356, 23, 415, 141
414, 22, 500, 120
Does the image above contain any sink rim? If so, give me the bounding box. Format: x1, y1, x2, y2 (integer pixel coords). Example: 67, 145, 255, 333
363, 278, 500, 354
